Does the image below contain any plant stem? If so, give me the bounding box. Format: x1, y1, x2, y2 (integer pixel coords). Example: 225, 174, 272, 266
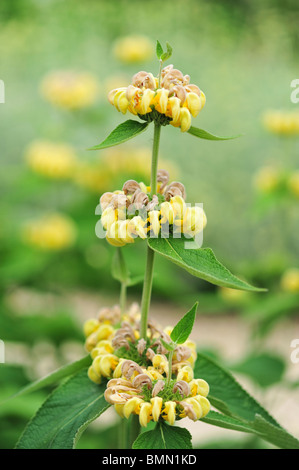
150, 122, 161, 196
167, 349, 174, 385
140, 246, 155, 338
140, 122, 161, 339
129, 415, 141, 448
120, 281, 127, 316
118, 419, 128, 449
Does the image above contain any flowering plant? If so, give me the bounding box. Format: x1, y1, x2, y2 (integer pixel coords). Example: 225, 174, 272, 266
9, 42, 299, 450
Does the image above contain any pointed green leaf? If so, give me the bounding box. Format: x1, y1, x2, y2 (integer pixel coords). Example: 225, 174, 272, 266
16, 369, 109, 449
202, 411, 299, 449
1, 355, 91, 404
166, 42, 172, 58
194, 353, 299, 449
148, 238, 265, 292
161, 42, 173, 62
133, 422, 192, 449
188, 126, 242, 141
194, 352, 278, 424
156, 40, 163, 59
88, 120, 149, 150
170, 302, 198, 344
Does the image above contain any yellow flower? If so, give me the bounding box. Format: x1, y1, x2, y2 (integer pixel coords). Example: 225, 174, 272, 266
162, 401, 177, 425
151, 397, 163, 422
113, 36, 153, 64
83, 319, 100, 338
22, 214, 76, 251
281, 268, 299, 292
92, 354, 119, 378
25, 141, 77, 179
188, 379, 209, 397
263, 110, 299, 136
41, 70, 99, 110
139, 402, 153, 427
108, 65, 206, 132
253, 166, 280, 194
88, 365, 102, 384
177, 365, 194, 382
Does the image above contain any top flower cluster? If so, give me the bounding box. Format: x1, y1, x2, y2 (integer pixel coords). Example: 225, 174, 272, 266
108, 65, 206, 132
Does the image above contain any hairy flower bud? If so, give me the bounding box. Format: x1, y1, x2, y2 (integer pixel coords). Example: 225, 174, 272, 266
164, 182, 186, 200
132, 71, 156, 90
132, 374, 153, 390
122, 179, 141, 195
152, 380, 165, 397
172, 380, 191, 398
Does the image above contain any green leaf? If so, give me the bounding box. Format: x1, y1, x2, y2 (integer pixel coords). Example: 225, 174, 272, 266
161, 41, 173, 62
133, 422, 192, 449
111, 248, 129, 284
202, 412, 299, 449
194, 353, 299, 449
88, 120, 149, 150
170, 302, 198, 344
16, 369, 110, 449
230, 353, 286, 388
187, 126, 242, 141
148, 238, 264, 292
1, 356, 91, 404
156, 40, 163, 59
194, 352, 278, 423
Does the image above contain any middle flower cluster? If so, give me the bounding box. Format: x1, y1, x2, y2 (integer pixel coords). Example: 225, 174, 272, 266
99, 170, 207, 247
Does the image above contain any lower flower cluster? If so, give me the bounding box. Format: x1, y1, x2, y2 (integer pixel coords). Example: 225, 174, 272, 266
99, 170, 207, 247
84, 304, 210, 427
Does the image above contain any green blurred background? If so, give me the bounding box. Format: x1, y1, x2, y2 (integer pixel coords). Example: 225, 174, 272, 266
0, 0, 299, 449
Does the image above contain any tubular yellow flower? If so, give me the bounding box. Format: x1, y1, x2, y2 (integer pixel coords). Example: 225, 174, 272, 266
108, 64, 206, 132
113, 35, 153, 64
188, 379, 209, 397
183, 397, 202, 419
263, 110, 299, 136
179, 108, 192, 132
123, 397, 144, 419
152, 354, 169, 374
160, 201, 175, 224
22, 214, 76, 251
253, 166, 280, 194
41, 70, 99, 110
177, 365, 194, 382
83, 319, 100, 338
93, 354, 119, 378
139, 402, 152, 427
25, 141, 77, 179
147, 210, 161, 236
194, 396, 211, 417
151, 397, 163, 422
88, 365, 102, 384
162, 401, 177, 425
